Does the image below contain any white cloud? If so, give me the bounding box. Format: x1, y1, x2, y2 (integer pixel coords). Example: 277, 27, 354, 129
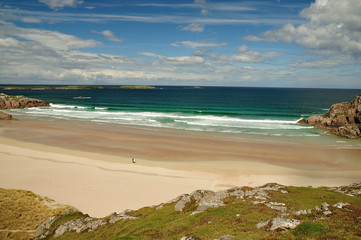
164, 56, 205, 65
172, 41, 227, 48
181, 23, 205, 33
94, 30, 123, 42
139, 51, 205, 66
243, 0, 361, 57
21, 17, 41, 23
214, 45, 283, 63
39, 0, 84, 10
1, 24, 99, 51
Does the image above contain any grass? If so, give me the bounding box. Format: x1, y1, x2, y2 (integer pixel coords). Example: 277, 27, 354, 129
45, 186, 361, 240
292, 222, 328, 238
0, 188, 76, 240
2, 186, 361, 240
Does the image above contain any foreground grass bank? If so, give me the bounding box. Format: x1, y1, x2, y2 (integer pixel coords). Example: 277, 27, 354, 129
1, 183, 360, 240
0, 189, 76, 240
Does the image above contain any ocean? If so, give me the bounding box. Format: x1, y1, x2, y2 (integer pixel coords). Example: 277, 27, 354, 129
2, 86, 361, 145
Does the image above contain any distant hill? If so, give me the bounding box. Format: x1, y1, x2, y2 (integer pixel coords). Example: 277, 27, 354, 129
0, 85, 158, 90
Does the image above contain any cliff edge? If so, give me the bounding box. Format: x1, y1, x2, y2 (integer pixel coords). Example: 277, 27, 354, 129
298, 94, 361, 138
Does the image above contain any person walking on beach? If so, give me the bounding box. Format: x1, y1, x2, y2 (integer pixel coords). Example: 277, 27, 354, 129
132, 157, 136, 164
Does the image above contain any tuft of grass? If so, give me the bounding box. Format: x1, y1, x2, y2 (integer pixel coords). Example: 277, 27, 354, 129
292, 222, 328, 238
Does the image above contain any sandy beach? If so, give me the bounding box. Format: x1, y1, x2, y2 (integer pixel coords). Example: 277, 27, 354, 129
1, 117, 361, 217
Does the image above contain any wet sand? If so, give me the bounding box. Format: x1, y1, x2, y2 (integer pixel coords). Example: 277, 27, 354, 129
0, 117, 360, 217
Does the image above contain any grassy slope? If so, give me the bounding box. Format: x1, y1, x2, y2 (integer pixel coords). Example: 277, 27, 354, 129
44, 185, 361, 240
0, 189, 76, 240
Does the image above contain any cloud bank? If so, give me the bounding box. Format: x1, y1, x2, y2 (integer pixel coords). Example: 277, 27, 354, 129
243, 0, 361, 57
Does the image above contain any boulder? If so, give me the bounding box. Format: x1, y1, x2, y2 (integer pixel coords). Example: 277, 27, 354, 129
190, 190, 227, 214
175, 195, 191, 212
256, 217, 300, 231
333, 202, 350, 209
270, 217, 300, 231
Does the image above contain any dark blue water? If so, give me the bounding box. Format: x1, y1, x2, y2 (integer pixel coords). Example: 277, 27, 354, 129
3, 86, 361, 138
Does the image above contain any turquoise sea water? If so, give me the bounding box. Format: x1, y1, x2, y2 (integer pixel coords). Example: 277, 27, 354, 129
2, 86, 361, 142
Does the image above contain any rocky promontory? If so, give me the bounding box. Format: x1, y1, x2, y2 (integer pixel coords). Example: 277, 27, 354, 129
298, 94, 361, 138
0, 93, 50, 109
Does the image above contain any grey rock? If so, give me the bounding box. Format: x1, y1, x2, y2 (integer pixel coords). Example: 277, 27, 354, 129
256, 220, 270, 229
35, 216, 57, 236
175, 194, 191, 212
180, 234, 202, 240
227, 187, 244, 199
321, 202, 329, 211
269, 217, 300, 231
266, 202, 287, 212
333, 202, 350, 209
260, 183, 287, 192
217, 235, 234, 240
156, 204, 164, 210
323, 210, 332, 215
295, 209, 308, 215
109, 209, 137, 224
190, 190, 226, 213
53, 217, 103, 237
315, 205, 321, 211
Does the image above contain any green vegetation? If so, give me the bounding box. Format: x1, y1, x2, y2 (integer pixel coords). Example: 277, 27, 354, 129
1, 185, 360, 239
292, 222, 328, 238
39, 185, 361, 240
0, 85, 158, 90
0, 188, 76, 240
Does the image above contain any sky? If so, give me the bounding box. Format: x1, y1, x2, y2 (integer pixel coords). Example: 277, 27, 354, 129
0, 0, 360, 88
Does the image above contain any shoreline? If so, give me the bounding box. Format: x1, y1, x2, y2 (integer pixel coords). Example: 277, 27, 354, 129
1, 116, 361, 217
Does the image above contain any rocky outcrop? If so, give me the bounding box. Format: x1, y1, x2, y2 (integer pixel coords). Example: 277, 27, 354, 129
329, 182, 361, 196
257, 217, 300, 231
298, 94, 361, 138
172, 183, 289, 215
34, 209, 137, 239
0, 93, 50, 109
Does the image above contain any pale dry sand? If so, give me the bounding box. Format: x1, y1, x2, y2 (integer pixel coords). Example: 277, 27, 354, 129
1, 118, 361, 217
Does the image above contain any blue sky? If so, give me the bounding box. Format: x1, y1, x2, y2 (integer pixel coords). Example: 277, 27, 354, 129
0, 0, 360, 88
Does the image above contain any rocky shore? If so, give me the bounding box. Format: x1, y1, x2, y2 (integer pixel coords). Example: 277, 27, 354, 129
0, 93, 50, 109
298, 94, 361, 138
0, 93, 49, 120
